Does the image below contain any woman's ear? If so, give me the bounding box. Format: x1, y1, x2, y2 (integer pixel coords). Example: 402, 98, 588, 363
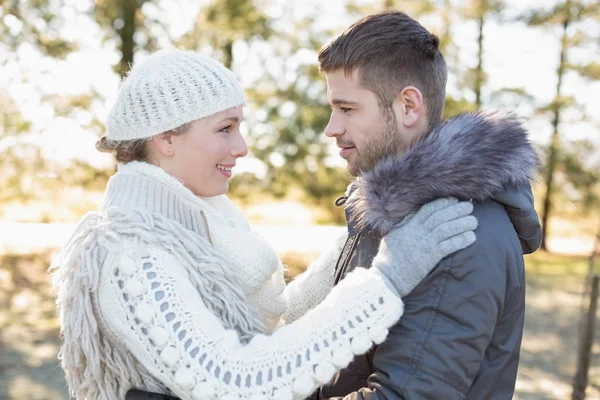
151, 133, 175, 157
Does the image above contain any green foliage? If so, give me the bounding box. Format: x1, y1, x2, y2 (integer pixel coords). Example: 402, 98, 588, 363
0, 1, 100, 206
524, 1, 599, 26
524, 250, 590, 277
59, 160, 113, 192
442, 95, 477, 118
0, 93, 30, 135
227, 172, 269, 203
570, 61, 600, 80
489, 87, 536, 112
177, 0, 271, 69
0, 0, 78, 57
522, 0, 599, 249
298, 166, 349, 224
557, 140, 600, 212
94, 0, 165, 77
0, 144, 47, 203
0, 0, 597, 229
461, 0, 506, 20
243, 16, 338, 204
346, 0, 438, 17
0, 93, 46, 203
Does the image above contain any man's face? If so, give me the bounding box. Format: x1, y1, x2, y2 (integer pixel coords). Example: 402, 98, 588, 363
324, 68, 411, 176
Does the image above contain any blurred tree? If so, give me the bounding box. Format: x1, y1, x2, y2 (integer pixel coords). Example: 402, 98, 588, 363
442, 95, 477, 119
88, 0, 170, 182
345, 0, 479, 118
0, 1, 79, 204
460, 0, 506, 108
0, 93, 40, 203
301, 166, 350, 224
425, 0, 481, 117
248, 61, 332, 188
94, 0, 166, 77
239, 13, 348, 222
175, 0, 343, 217
0, 0, 78, 57
448, 0, 537, 117
59, 159, 113, 192
227, 172, 268, 204
534, 138, 600, 239
560, 139, 600, 213
524, 0, 600, 250
346, 0, 436, 17
177, 0, 271, 69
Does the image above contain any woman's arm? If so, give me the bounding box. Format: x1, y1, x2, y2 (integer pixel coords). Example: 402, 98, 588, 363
98, 245, 402, 400
281, 233, 347, 324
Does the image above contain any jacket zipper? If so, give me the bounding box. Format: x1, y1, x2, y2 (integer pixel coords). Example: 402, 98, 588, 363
199, 210, 214, 246
333, 232, 361, 285
332, 194, 354, 285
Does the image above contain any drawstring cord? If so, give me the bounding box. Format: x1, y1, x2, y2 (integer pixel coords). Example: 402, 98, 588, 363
334, 196, 348, 207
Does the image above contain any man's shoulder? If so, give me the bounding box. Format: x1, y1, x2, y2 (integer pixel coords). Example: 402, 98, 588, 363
469, 200, 520, 248
471, 199, 512, 225
439, 199, 524, 283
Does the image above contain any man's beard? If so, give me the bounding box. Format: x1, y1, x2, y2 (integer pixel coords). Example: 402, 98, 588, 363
349, 112, 411, 177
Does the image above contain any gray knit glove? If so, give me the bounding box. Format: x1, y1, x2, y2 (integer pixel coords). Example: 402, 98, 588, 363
372, 198, 477, 297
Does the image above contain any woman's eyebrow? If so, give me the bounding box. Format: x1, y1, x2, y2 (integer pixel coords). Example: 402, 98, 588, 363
216, 116, 240, 124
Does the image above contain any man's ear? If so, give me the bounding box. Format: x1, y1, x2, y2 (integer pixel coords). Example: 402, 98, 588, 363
151, 133, 175, 157
393, 86, 424, 128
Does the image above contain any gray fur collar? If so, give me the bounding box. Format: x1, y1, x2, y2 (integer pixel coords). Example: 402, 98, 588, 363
347, 110, 540, 234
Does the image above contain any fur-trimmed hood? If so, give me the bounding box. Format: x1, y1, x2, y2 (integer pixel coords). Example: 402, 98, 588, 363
346, 110, 542, 253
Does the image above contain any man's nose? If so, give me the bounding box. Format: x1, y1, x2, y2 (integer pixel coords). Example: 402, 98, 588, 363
324, 113, 345, 138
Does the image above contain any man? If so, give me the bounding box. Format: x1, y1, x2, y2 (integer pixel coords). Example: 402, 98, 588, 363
311, 10, 542, 399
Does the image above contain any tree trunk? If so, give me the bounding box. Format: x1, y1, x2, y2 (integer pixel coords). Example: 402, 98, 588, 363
117, 0, 142, 78
440, 0, 452, 54
474, 3, 485, 109
540, 1, 571, 251
223, 40, 234, 70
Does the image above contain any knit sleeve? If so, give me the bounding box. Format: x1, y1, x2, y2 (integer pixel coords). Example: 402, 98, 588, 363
281, 232, 347, 324
97, 245, 403, 400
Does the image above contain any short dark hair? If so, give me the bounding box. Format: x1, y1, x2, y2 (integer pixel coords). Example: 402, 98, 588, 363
318, 10, 447, 130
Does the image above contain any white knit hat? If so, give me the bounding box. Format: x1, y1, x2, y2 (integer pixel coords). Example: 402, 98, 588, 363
106, 49, 246, 141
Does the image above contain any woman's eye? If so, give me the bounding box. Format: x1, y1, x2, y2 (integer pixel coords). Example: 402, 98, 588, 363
219, 125, 232, 133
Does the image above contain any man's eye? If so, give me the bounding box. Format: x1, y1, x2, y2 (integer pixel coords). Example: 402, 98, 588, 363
219, 125, 232, 133
341, 107, 352, 113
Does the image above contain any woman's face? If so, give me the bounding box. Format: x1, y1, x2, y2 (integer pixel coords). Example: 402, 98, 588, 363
155, 106, 248, 197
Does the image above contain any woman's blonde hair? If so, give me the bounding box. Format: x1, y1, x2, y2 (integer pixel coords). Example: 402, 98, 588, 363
95, 123, 190, 163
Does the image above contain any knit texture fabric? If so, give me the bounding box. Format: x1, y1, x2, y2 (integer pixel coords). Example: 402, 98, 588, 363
99, 246, 400, 400
50, 161, 405, 399
100, 161, 288, 330
106, 49, 245, 141
281, 232, 348, 324
372, 198, 477, 297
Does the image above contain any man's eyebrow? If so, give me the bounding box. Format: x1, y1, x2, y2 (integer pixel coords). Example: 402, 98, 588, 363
330, 98, 360, 105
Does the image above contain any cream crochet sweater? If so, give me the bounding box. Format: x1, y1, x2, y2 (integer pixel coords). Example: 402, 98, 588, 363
52, 162, 403, 400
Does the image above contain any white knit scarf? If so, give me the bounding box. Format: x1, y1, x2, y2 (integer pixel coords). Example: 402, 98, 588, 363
51, 161, 287, 399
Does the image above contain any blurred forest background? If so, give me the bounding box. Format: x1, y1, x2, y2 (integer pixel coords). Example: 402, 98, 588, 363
0, 0, 599, 399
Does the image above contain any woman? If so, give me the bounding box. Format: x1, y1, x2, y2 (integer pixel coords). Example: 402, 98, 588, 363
51, 49, 476, 400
